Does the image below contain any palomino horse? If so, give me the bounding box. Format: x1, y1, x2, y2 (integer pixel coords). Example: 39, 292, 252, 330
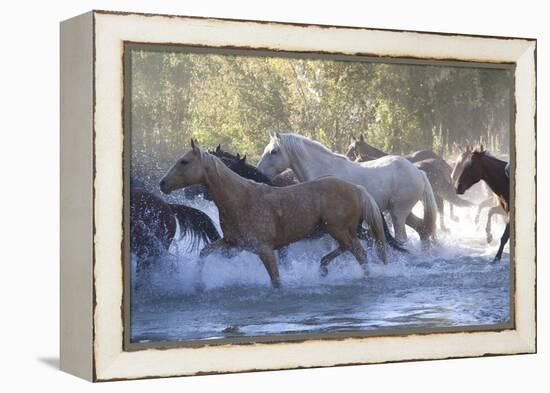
452, 146, 510, 262
184, 146, 300, 201
451, 146, 507, 243
226, 151, 408, 253
159, 140, 388, 288
130, 189, 221, 270
257, 132, 438, 245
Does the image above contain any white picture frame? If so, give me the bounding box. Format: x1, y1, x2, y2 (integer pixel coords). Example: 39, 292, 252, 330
60, 10, 536, 382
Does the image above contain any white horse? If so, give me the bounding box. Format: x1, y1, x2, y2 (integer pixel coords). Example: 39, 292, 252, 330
257, 132, 438, 245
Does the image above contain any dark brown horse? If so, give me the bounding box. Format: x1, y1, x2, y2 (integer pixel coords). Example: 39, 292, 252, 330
346, 134, 452, 178
130, 189, 221, 270
452, 147, 510, 262
452, 146, 507, 243
345, 135, 471, 231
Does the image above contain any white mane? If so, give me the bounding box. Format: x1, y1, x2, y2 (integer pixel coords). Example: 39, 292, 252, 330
276, 133, 348, 160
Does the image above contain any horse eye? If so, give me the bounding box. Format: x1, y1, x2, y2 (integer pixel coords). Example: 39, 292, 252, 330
179, 159, 187, 165
270, 150, 278, 155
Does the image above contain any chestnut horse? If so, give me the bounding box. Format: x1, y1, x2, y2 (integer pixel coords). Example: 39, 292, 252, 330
452, 146, 510, 262
160, 140, 388, 288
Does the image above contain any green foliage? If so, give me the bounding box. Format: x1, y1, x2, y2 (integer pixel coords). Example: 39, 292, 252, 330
130, 49, 513, 181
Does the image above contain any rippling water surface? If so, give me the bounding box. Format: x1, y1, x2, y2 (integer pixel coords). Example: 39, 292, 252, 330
130, 192, 511, 343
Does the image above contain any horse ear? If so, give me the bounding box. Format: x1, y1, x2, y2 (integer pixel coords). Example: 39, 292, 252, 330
351, 134, 356, 142
359, 134, 365, 142
241, 154, 247, 164
479, 144, 485, 153
275, 132, 281, 140
191, 139, 200, 154
216, 144, 221, 153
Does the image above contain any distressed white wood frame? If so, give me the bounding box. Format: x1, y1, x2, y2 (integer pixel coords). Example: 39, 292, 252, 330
61, 10, 536, 382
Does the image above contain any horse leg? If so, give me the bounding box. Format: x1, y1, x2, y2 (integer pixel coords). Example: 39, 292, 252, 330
485, 205, 502, 243
391, 210, 409, 243
320, 247, 345, 277
257, 247, 281, 289
405, 213, 431, 248
325, 227, 369, 277
449, 202, 459, 222
436, 194, 447, 232
475, 198, 492, 225
349, 237, 369, 277
492, 222, 510, 263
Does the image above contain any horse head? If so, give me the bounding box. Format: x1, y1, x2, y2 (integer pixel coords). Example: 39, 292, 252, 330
160, 139, 206, 194
453, 145, 486, 194
450, 144, 473, 186
209, 144, 237, 163
229, 153, 271, 184
345, 134, 368, 161
257, 130, 292, 179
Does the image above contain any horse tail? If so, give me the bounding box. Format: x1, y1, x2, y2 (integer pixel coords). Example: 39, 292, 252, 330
358, 186, 387, 263
169, 204, 221, 252
420, 171, 438, 240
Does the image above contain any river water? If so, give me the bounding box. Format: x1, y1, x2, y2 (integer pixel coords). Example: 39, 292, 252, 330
130, 192, 511, 343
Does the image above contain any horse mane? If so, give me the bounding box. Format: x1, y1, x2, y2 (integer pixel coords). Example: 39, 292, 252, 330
200, 150, 261, 187
277, 133, 348, 160
472, 149, 507, 165
201, 150, 229, 178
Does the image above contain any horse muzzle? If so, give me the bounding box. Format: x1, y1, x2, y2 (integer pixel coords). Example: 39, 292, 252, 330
159, 179, 173, 195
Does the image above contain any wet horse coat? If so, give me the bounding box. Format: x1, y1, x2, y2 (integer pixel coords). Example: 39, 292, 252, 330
160, 141, 388, 288
257, 132, 438, 245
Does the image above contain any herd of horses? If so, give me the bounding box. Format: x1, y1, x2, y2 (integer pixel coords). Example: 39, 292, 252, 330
131, 132, 511, 288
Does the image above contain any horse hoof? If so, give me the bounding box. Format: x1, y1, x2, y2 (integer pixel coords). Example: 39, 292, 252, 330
486, 234, 493, 243
320, 266, 328, 277
490, 257, 500, 264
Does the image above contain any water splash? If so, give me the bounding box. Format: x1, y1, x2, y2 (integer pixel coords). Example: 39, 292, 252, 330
131, 193, 510, 342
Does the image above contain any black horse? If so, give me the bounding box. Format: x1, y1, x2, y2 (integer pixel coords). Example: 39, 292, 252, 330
130, 189, 221, 270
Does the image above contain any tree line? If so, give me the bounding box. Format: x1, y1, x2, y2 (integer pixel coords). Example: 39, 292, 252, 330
130, 49, 513, 183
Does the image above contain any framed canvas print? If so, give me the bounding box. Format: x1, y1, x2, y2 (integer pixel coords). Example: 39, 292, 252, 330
60, 10, 537, 382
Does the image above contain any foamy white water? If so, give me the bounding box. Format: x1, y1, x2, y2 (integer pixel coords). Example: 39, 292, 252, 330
130, 191, 510, 343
